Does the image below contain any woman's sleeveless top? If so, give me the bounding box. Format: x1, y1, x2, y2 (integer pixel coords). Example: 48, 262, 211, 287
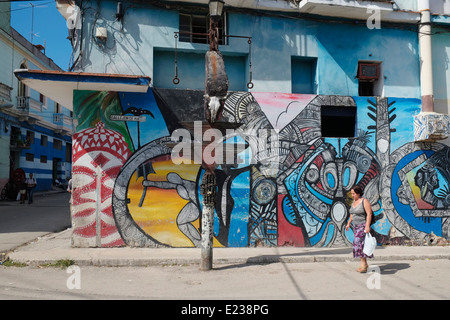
349, 200, 366, 225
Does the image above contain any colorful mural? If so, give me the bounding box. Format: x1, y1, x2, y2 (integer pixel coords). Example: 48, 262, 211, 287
71, 88, 450, 248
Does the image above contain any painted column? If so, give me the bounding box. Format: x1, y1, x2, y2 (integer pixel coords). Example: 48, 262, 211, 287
418, 0, 434, 112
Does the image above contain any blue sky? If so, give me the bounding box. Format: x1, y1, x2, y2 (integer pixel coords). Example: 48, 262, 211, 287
10, 0, 73, 71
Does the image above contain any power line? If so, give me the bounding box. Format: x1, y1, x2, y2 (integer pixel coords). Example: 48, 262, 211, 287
0, 1, 54, 14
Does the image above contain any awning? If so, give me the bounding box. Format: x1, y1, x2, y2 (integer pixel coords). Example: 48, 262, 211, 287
14, 69, 151, 111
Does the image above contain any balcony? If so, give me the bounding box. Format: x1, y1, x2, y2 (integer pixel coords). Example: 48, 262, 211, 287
16, 96, 30, 111
13, 96, 44, 123
53, 113, 74, 134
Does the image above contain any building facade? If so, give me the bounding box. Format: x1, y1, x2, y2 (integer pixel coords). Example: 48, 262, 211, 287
0, 2, 74, 196
18, 0, 450, 247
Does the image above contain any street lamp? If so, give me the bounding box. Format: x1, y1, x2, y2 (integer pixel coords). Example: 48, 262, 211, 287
209, 0, 225, 21
208, 0, 224, 52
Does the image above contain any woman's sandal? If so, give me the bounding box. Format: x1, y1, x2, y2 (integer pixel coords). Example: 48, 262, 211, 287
357, 265, 368, 273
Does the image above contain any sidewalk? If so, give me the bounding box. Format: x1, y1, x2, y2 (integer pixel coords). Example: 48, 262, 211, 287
6, 228, 450, 267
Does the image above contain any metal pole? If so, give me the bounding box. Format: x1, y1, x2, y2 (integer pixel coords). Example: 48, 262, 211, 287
200, 170, 216, 270
418, 0, 434, 113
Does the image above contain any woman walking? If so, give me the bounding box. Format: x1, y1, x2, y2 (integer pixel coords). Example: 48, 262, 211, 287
345, 186, 373, 273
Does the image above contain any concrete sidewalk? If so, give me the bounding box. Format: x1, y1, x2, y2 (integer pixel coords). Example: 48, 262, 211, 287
6, 228, 450, 267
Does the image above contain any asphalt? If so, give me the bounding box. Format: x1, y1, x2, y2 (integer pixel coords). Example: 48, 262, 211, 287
2, 190, 450, 268
5, 227, 450, 268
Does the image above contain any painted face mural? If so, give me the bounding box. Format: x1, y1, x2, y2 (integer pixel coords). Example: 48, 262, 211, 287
72, 89, 450, 248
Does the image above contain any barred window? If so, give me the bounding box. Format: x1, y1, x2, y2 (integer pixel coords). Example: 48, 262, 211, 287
179, 13, 226, 45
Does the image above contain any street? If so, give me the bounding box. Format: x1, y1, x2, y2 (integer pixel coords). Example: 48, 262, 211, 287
0, 192, 71, 253
1, 259, 449, 300
0, 192, 449, 301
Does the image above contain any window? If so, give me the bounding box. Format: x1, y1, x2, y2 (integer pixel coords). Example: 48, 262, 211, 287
321, 106, 357, 138
41, 135, 48, 147
26, 131, 34, 145
18, 81, 27, 97
66, 143, 72, 162
292, 57, 317, 94
179, 13, 226, 45
53, 139, 62, 150
18, 62, 28, 97
39, 93, 47, 106
40, 155, 47, 163
26, 153, 34, 162
357, 61, 382, 97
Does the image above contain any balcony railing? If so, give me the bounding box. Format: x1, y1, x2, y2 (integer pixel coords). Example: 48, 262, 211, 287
53, 113, 74, 133
16, 96, 30, 112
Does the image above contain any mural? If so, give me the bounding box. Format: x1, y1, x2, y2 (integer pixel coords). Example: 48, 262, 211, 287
71, 88, 450, 248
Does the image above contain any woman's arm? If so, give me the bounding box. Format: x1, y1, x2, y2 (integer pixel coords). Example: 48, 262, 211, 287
363, 198, 372, 232
345, 214, 353, 231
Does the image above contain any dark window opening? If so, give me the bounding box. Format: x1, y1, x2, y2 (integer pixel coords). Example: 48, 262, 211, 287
179, 13, 226, 45
321, 106, 357, 138
66, 143, 72, 162
357, 62, 381, 97
26, 131, 34, 144
41, 135, 48, 147
53, 139, 62, 150
358, 81, 374, 96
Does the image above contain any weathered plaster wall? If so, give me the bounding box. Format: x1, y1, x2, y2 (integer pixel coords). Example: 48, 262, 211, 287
77, 1, 421, 97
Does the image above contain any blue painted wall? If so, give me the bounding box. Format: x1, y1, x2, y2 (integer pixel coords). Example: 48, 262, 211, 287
76, 1, 421, 98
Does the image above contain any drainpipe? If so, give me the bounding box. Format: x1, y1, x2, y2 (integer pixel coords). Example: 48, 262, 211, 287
414, 0, 449, 141
418, 0, 434, 113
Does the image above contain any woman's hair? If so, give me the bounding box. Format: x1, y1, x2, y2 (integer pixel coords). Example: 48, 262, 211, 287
351, 185, 364, 196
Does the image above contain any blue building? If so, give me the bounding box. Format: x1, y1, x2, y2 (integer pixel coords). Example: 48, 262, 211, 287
17, 0, 450, 248
0, 2, 73, 195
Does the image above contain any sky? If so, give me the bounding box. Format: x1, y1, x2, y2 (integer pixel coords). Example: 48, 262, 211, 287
10, 0, 73, 71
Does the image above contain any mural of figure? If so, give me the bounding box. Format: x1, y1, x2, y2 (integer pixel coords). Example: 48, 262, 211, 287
140, 169, 202, 247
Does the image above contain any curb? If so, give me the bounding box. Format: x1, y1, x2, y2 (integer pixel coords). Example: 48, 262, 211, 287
7, 248, 450, 268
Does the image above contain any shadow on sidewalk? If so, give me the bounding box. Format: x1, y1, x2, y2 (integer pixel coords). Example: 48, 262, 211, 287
376, 262, 410, 274
215, 247, 353, 270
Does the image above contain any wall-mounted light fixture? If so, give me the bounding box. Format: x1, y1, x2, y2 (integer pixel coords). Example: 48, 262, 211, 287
116, 2, 124, 22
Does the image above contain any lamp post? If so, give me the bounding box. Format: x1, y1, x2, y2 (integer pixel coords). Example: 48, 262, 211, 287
200, 0, 227, 271
208, 0, 224, 51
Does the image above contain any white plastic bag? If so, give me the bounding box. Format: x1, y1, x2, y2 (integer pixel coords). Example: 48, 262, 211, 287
363, 232, 376, 256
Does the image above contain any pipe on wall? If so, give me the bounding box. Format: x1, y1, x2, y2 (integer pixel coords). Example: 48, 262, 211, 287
418, 0, 434, 113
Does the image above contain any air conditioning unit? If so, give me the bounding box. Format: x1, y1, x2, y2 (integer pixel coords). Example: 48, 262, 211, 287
358, 63, 379, 80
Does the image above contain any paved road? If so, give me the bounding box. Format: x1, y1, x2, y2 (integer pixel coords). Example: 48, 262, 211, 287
1, 259, 449, 300
0, 192, 71, 253
1, 191, 449, 302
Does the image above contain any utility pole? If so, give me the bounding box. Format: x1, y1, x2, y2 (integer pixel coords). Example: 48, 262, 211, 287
200, 0, 227, 271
